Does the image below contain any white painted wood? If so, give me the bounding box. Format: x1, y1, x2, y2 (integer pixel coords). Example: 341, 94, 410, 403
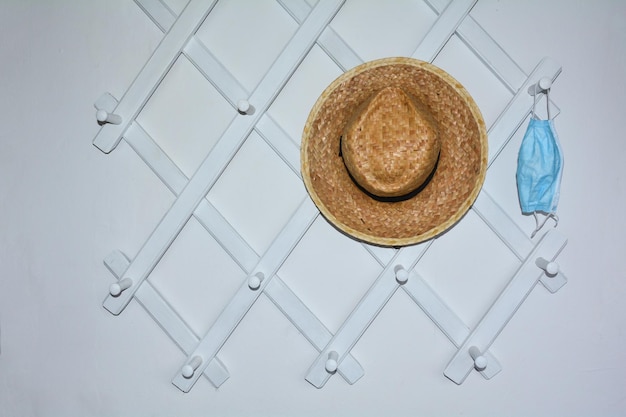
133, 0, 176, 32
304, 244, 428, 388
443, 230, 568, 384
425, 0, 563, 126
265, 276, 365, 384
278, 0, 363, 71
96, 110, 122, 125
403, 271, 468, 346
487, 57, 562, 165
134, 0, 249, 106
316, 26, 364, 72
253, 115, 397, 268
249, 0, 344, 104
183, 36, 250, 107
276, 0, 312, 22
124, 122, 259, 274
120, 118, 364, 384
528, 77, 553, 96
103, 250, 230, 388
102, 0, 345, 316
109, 277, 132, 296
181, 356, 203, 379
247, 272, 265, 291
424, 0, 526, 92
402, 271, 502, 380
473, 188, 567, 293
94, 92, 119, 116
255, 114, 301, 178
411, 0, 478, 62
468, 346, 488, 371
361, 245, 396, 269
536, 257, 559, 276
539, 267, 567, 294
305, 258, 400, 388
454, 15, 526, 92
125, 116, 364, 384
93, 0, 219, 153
124, 97, 365, 385
172, 198, 319, 392
473, 190, 534, 261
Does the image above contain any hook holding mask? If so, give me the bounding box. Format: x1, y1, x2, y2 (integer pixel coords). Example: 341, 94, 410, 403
516, 78, 563, 237
528, 77, 552, 96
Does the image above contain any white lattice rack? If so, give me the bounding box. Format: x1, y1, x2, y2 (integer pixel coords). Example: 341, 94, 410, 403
93, 0, 568, 392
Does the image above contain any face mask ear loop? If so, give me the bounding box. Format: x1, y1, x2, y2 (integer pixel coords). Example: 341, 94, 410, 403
546, 88, 552, 120
531, 89, 538, 119
530, 212, 560, 238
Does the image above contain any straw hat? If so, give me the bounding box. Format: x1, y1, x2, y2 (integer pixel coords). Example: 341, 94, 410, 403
301, 57, 488, 246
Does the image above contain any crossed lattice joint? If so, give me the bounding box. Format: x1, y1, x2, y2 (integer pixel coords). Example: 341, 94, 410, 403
94, 0, 568, 392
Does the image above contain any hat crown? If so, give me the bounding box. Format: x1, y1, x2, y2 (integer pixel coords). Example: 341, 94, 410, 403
341, 87, 441, 198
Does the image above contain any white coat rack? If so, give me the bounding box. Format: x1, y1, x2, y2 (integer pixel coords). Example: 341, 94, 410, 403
93, 0, 568, 391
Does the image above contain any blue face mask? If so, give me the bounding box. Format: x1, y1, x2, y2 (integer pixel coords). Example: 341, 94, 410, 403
516, 89, 563, 237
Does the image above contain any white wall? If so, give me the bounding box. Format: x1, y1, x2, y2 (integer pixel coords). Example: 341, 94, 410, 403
1, 1, 625, 416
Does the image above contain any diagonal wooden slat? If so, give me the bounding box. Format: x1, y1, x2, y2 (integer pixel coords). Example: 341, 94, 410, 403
277, 0, 363, 71
183, 37, 250, 107
171, 198, 319, 392
104, 250, 230, 388
486, 57, 562, 165
264, 276, 365, 384
255, 114, 302, 178
102, 0, 346, 316
93, 0, 219, 153
443, 230, 567, 384
124, 122, 259, 273
133, 0, 249, 105
401, 272, 503, 380
411, 0, 477, 62
423, 0, 526, 91
472, 190, 567, 293
133, 0, 176, 32
305, 244, 430, 388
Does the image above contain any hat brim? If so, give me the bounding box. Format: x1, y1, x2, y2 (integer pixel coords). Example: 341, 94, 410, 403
301, 58, 488, 247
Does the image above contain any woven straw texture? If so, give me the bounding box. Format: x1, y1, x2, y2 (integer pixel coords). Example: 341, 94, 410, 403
341, 86, 441, 198
301, 57, 488, 247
